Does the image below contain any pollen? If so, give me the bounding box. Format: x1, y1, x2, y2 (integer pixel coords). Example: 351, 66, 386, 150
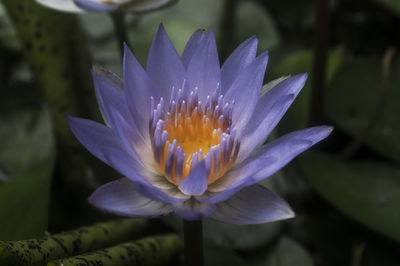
149, 86, 239, 186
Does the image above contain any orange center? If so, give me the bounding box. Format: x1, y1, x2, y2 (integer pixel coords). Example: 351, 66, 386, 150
150, 93, 238, 186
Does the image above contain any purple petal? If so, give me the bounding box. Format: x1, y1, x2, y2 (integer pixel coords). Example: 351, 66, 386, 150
123, 43, 159, 141
135, 182, 189, 203
221, 36, 258, 93
67, 116, 133, 166
89, 178, 173, 217
199, 157, 277, 203
92, 69, 131, 128
92, 65, 123, 90
74, 0, 119, 12
67, 116, 160, 185
225, 52, 269, 131
204, 126, 332, 201
185, 31, 221, 101
123, 0, 172, 12
146, 24, 185, 101
208, 156, 276, 193
172, 198, 216, 220
238, 74, 308, 162
211, 185, 294, 224
91, 69, 151, 163
178, 162, 208, 196
97, 146, 189, 203
181, 29, 206, 68
248, 126, 333, 184
106, 106, 152, 164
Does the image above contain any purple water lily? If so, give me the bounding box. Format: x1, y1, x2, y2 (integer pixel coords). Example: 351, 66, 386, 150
67, 24, 332, 224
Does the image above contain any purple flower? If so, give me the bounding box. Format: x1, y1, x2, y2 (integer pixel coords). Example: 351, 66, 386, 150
35, 0, 176, 13
67, 24, 332, 224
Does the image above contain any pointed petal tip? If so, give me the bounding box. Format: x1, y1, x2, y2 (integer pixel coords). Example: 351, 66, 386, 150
155, 22, 168, 37
178, 162, 208, 196
320, 125, 334, 139
257, 51, 269, 66
313, 125, 334, 142
293, 72, 308, 83
195, 28, 206, 34
66, 115, 82, 128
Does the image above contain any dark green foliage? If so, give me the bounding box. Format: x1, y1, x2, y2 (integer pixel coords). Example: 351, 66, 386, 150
300, 152, 400, 243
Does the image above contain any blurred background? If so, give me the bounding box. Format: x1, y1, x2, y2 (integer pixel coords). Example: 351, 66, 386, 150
1, 0, 400, 265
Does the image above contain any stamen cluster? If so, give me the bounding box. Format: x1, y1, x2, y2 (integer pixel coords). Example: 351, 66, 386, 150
149, 85, 240, 185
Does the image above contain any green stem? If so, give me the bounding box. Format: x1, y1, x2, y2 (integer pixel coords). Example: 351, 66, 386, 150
0, 219, 147, 266
184, 220, 203, 266
219, 0, 238, 61
47, 234, 182, 266
110, 11, 127, 57
310, 0, 330, 125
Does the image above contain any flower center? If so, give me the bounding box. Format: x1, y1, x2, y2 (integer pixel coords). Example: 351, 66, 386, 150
149, 86, 239, 185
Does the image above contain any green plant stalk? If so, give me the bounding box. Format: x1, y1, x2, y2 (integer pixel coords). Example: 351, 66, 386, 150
2, 0, 104, 187
184, 220, 203, 266
0, 219, 147, 266
47, 234, 182, 266
110, 11, 127, 57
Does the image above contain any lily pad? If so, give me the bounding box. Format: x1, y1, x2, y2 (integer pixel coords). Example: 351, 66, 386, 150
325, 56, 400, 162
300, 152, 400, 243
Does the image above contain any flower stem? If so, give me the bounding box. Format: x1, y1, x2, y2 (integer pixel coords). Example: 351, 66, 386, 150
110, 11, 127, 57
310, 0, 330, 125
183, 220, 204, 266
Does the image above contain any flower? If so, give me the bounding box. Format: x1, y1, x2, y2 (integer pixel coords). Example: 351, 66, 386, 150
67, 24, 332, 224
35, 0, 177, 13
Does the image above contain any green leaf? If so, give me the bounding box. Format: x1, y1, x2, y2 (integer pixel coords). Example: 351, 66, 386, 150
252, 237, 313, 266
325, 56, 400, 162
0, 109, 53, 179
0, 109, 54, 240
300, 152, 400, 243
236, 1, 280, 51
375, 0, 400, 16
205, 242, 248, 266
0, 4, 20, 49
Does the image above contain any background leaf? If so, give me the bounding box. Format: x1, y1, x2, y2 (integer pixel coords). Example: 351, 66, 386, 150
300, 152, 400, 243
0, 108, 54, 240
251, 237, 314, 266
325, 56, 400, 163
